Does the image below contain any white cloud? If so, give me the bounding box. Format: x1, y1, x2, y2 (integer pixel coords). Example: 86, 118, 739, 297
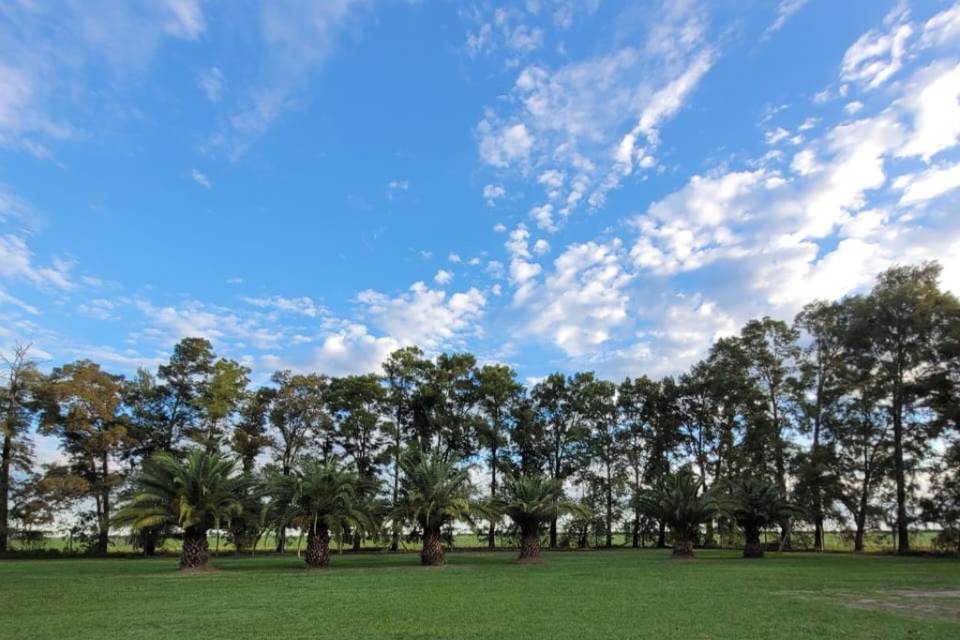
191, 169, 212, 189
516, 238, 633, 357
483, 183, 506, 206
477, 121, 534, 168
357, 282, 486, 351
841, 6, 913, 89
0, 234, 74, 291
242, 295, 324, 317
0, 1, 206, 156
448, 253, 462, 263
919, 2, 960, 49
764, 0, 809, 37
530, 203, 556, 232
208, 0, 371, 158
476, 2, 714, 224
896, 61, 960, 161
844, 101, 864, 115
896, 161, 960, 205
434, 269, 454, 285
197, 67, 226, 102
533, 239, 550, 255
268, 323, 400, 377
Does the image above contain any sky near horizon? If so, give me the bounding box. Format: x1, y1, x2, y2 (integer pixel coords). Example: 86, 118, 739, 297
2, 0, 960, 390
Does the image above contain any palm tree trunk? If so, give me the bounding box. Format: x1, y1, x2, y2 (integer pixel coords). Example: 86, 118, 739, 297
305, 526, 330, 568
518, 524, 542, 564
180, 527, 209, 570
672, 538, 694, 559
743, 529, 764, 558
421, 527, 445, 566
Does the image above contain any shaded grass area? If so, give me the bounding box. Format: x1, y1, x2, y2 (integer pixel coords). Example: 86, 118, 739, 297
8, 529, 942, 555
1, 550, 958, 639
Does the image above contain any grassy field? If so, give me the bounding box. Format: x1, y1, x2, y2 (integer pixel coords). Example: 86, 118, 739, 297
1, 550, 958, 639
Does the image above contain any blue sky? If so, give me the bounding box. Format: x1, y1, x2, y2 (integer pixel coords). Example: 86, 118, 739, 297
2, 0, 960, 389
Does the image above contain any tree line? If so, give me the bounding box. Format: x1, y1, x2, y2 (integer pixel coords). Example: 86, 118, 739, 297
1, 262, 959, 566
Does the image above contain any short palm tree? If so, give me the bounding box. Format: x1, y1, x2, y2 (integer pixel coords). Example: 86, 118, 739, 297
493, 475, 588, 563
639, 470, 725, 559
113, 450, 244, 570
270, 460, 374, 569
394, 453, 478, 566
727, 476, 795, 558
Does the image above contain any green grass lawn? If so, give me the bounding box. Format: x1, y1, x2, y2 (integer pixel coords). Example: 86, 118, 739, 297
1, 550, 958, 639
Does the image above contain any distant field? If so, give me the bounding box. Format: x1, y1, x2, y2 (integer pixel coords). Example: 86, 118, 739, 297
7, 529, 942, 555
1, 550, 958, 639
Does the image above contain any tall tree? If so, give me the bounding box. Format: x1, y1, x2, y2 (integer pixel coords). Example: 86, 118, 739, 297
327, 374, 387, 550
382, 346, 427, 551
0, 344, 41, 552
410, 353, 479, 459
41, 360, 130, 554
509, 394, 549, 476
192, 358, 250, 453
475, 364, 522, 549
863, 263, 958, 552
794, 301, 846, 551
532, 372, 593, 548
618, 377, 652, 548
269, 371, 330, 551
585, 378, 621, 548
739, 317, 801, 547
231, 387, 276, 474
643, 377, 682, 548
156, 337, 215, 454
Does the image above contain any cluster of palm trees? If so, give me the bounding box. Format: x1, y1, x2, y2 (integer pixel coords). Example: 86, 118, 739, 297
115, 448, 792, 571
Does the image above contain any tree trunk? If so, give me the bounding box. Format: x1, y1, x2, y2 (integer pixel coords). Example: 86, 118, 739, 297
518, 526, 542, 564
421, 528, 445, 566
352, 530, 362, 552
305, 526, 330, 568
96, 454, 110, 555
180, 527, 209, 570
631, 511, 640, 548
0, 433, 11, 553
743, 529, 764, 558
549, 517, 558, 549
488, 442, 497, 550
672, 538, 694, 559
892, 397, 910, 553
656, 520, 667, 548
814, 516, 824, 553
142, 526, 160, 557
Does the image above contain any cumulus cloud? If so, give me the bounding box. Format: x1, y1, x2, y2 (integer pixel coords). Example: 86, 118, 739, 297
357, 282, 486, 351
483, 183, 506, 206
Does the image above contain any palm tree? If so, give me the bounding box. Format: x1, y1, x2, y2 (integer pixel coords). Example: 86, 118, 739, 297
270, 460, 374, 569
728, 476, 795, 558
113, 450, 244, 570
394, 453, 478, 566
493, 475, 588, 563
639, 470, 725, 559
